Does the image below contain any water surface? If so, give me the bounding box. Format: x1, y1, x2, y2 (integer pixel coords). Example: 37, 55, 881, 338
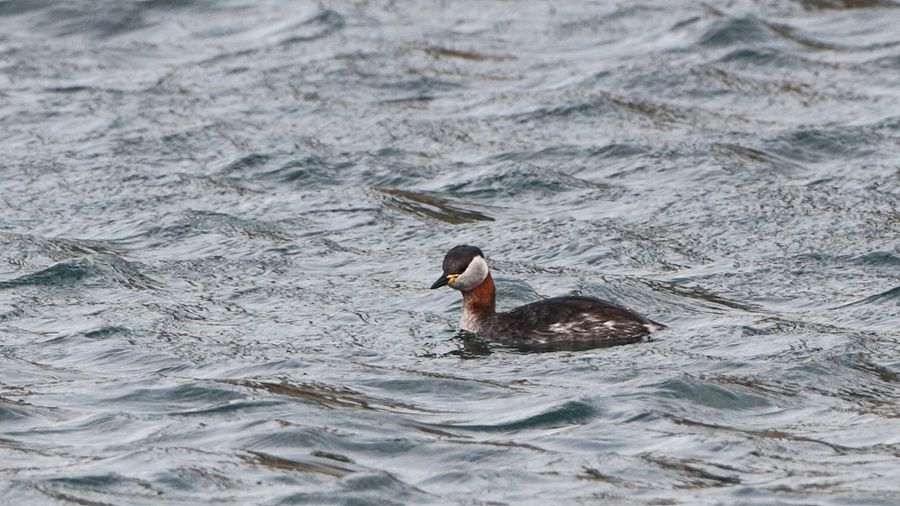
1, 1, 899, 504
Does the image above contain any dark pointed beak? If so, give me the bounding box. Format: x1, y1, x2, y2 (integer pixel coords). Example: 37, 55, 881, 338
430, 274, 449, 289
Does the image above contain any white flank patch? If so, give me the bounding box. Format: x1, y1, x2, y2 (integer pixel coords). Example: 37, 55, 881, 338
547, 322, 571, 333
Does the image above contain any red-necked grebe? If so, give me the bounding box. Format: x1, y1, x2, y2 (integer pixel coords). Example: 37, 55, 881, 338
431, 245, 665, 346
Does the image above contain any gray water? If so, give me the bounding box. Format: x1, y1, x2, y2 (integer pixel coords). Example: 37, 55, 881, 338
2, 1, 899, 504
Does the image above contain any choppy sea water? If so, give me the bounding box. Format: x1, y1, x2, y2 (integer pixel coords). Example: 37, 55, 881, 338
2, 0, 899, 504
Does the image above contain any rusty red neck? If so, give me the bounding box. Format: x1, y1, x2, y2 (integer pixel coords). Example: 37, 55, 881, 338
462, 273, 496, 317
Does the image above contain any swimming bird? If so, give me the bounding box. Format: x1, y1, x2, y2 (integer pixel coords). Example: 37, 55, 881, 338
430, 245, 665, 347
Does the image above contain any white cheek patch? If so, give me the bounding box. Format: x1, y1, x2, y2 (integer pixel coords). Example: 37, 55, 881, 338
452, 255, 489, 291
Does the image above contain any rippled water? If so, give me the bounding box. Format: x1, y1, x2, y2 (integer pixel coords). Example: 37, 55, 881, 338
2, 0, 899, 504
